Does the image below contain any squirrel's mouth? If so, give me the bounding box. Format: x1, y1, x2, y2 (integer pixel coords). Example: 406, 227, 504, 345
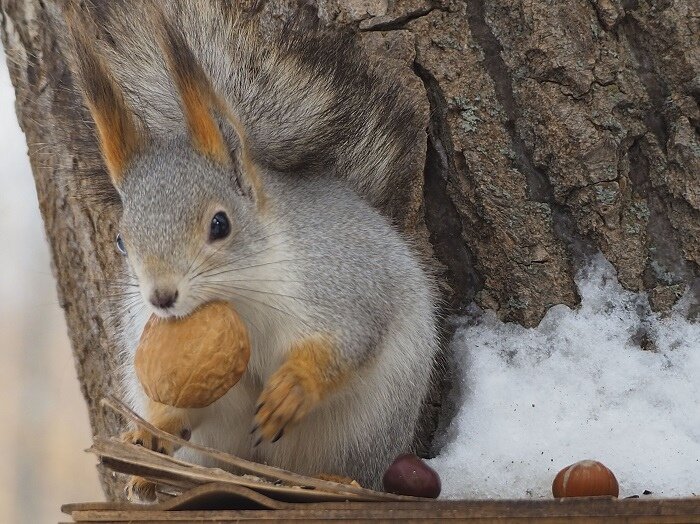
147, 295, 199, 320
139, 279, 200, 320
151, 305, 178, 319
151, 305, 196, 320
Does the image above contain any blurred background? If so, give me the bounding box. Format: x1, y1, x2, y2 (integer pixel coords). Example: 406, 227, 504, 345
0, 46, 103, 522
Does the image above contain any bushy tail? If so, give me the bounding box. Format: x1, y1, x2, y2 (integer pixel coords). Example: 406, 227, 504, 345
65, 0, 424, 219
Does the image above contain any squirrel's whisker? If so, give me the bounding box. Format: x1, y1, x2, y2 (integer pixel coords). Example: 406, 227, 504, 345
190, 289, 264, 338
182, 241, 209, 280
190, 222, 322, 281
102, 291, 142, 299
198, 255, 325, 280
201, 282, 329, 309
200, 277, 305, 284
195, 283, 315, 331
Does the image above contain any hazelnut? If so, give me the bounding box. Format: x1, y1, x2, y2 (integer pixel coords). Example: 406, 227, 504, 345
135, 301, 250, 408
552, 460, 619, 498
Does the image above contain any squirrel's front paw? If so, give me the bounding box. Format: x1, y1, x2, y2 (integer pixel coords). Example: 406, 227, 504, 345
125, 475, 157, 502
120, 425, 191, 502
121, 428, 177, 455
253, 369, 318, 444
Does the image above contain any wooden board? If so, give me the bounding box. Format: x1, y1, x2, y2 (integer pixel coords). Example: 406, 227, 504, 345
62, 483, 700, 522
62, 501, 700, 523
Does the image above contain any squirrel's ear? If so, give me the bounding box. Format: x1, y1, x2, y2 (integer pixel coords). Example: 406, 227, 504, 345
158, 18, 266, 209
67, 11, 140, 188
158, 19, 230, 166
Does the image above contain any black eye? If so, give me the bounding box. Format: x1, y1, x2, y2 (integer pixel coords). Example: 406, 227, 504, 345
116, 234, 127, 255
210, 212, 230, 241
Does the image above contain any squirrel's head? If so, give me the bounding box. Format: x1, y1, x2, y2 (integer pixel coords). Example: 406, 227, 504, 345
69, 10, 269, 318
116, 141, 266, 318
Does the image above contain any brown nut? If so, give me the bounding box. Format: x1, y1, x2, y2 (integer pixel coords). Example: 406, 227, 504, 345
383, 454, 441, 498
552, 460, 619, 498
135, 301, 250, 408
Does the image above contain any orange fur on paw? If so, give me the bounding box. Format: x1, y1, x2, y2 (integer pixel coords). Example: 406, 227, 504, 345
121, 400, 190, 455
121, 427, 176, 456
125, 475, 157, 502
121, 401, 190, 502
254, 334, 343, 442
255, 373, 309, 441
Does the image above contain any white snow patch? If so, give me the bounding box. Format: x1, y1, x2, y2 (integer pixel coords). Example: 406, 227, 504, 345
429, 255, 700, 499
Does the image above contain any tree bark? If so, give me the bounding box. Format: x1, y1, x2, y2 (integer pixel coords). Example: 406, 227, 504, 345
2, 0, 698, 500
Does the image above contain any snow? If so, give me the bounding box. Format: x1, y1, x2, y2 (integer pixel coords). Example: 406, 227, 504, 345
429, 254, 700, 499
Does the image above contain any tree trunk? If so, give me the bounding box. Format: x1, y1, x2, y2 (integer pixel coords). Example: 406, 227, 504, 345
2, 0, 698, 500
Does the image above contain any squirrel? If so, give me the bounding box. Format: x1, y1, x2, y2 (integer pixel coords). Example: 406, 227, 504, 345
65, 0, 439, 497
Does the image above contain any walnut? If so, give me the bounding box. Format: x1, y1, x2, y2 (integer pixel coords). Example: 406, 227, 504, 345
135, 301, 250, 408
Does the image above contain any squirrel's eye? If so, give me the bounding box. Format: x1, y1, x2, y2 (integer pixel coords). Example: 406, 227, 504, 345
210, 212, 230, 241
116, 234, 127, 255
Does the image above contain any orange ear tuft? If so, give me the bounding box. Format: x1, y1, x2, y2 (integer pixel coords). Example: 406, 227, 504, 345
178, 76, 231, 165
158, 20, 230, 164
67, 11, 140, 186
156, 12, 265, 209
90, 98, 140, 182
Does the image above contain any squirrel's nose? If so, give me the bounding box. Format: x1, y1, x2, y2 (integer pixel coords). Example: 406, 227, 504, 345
149, 288, 178, 309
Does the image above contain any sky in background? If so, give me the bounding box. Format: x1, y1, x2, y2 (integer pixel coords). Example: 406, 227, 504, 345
0, 45, 103, 523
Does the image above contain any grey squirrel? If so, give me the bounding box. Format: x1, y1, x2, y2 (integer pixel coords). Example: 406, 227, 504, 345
65, 0, 439, 497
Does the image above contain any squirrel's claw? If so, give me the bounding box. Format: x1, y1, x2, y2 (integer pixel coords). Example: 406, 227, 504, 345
251, 424, 285, 447
125, 475, 157, 502
253, 370, 314, 444
121, 428, 176, 456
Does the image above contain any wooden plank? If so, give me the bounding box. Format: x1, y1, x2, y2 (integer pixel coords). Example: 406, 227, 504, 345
66, 498, 700, 522
65, 496, 700, 515
68, 520, 699, 523
65, 509, 700, 523
72, 521, 700, 524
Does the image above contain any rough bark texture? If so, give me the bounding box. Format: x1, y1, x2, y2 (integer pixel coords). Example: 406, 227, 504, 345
2, 0, 698, 500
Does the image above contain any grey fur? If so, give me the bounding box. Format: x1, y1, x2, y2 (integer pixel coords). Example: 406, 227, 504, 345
66, 0, 439, 490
